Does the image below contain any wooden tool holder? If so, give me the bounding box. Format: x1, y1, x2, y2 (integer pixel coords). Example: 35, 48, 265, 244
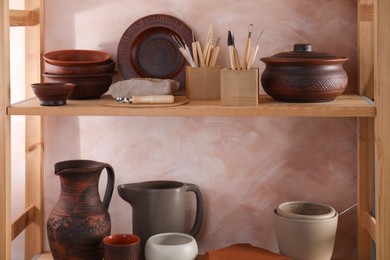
220, 68, 259, 106
186, 66, 222, 100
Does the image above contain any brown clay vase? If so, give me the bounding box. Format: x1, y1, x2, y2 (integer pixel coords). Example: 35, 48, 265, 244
47, 160, 115, 260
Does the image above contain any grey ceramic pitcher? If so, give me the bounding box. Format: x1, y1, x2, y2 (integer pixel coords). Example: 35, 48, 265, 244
117, 180, 204, 259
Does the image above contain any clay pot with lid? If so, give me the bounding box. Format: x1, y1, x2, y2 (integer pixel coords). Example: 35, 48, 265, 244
260, 44, 349, 102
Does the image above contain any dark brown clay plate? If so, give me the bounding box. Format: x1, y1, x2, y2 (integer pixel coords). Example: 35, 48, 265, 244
117, 14, 192, 93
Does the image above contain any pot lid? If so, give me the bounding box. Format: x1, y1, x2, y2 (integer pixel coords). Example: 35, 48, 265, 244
261, 43, 348, 64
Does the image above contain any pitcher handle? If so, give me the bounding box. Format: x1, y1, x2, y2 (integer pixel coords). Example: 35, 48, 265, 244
102, 163, 115, 210
185, 183, 204, 237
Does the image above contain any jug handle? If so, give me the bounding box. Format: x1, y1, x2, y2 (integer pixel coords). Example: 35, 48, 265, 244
185, 183, 204, 237
102, 164, 115, 210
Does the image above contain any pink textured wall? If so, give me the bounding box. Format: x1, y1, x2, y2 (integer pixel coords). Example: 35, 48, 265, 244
43, 0, 358, 258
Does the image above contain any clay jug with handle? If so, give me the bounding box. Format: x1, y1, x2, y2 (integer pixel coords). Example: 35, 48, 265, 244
117, 180, 204, 260
47, 160, 115, 260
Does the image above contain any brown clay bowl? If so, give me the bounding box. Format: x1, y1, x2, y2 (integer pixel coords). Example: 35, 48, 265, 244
43, 49, 111, 67
31, 83, 76, 106
260, 44, 349, 103
44, 59, 116, 75
43, 72, 117, 100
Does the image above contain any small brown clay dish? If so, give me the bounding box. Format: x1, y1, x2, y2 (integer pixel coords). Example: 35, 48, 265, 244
43, 50, 111, 67
260, 44, 349, 103
43, 72, 117, 100
31, 83, 75, 106
44, 59, 116, 75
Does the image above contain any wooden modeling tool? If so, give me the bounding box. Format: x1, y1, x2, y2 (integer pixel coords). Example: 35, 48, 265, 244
243, 24, 254, 70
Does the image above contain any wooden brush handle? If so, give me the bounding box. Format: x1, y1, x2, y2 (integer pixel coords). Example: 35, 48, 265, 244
132, 95, 174, 104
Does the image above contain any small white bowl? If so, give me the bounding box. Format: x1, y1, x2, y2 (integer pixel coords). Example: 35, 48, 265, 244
145, 232, 198, 260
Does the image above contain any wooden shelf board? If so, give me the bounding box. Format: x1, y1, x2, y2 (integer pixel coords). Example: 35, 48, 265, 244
8, 94, 375, 117
36, 252, 204, 259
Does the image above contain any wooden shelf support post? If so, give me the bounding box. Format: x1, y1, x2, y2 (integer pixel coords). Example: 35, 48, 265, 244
0, 0, 11, 260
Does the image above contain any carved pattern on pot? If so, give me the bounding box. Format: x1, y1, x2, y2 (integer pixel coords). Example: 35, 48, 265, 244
273, 78, 347, 91
47, 214, 110, 239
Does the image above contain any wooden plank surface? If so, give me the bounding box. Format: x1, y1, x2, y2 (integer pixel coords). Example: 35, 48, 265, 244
0, 1, 11, 260
374, 0, 390, 258
358, 0, 374, 99
7, 94, 375, 117
357, 117, 375, 259
357, 1, 375, 258
9, 9, 37, 27
11, 205, 36, 240
24, 0, 45, 259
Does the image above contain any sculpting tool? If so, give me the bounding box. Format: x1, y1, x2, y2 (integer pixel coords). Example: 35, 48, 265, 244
195, 34, 206, 67
192, 31, 199, 66
247, 30, 263, 70
116, 95, 175, 104
232, 35, 241, 70
243, 24, 254, 70
209, 37, 221, 67
172, 35, 196, 67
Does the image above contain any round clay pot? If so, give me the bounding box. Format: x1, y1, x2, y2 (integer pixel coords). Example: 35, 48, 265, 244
145, 232, 198, 260
31, 83, 75, 106
103, 234, 141, 260
43, 72, 117, 100
276, 201, 336, 221
274, 209, 338, 260
260, 43, 349, 103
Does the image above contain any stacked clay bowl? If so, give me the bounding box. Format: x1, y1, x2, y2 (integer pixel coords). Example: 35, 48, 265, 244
43, 50, 116, 99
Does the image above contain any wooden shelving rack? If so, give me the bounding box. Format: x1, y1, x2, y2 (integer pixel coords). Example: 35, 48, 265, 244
1, 0, 389, 259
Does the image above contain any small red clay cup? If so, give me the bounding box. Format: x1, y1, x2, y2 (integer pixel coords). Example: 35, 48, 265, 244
103, 234, 141, 260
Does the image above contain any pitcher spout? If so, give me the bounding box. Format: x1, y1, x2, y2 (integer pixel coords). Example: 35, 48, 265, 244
117, 184, 137, 204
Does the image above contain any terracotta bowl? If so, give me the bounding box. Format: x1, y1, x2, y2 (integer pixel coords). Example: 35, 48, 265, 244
43, 72, 117, 100
43, 49, 111, 67
31, 83, 75, 106
44, 59, 116, 75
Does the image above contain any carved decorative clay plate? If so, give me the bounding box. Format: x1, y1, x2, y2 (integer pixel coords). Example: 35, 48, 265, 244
117, 14, 192, 92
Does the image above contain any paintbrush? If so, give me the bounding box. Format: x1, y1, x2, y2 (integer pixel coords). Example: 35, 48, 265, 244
243, 24, 254, 70
227, 31, 236, 70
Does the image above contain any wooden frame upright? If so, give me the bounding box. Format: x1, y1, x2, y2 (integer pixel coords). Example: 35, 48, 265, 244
1, 0, 390, 259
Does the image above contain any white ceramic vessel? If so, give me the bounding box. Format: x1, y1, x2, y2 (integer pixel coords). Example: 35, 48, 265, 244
276, 201, 336, 220
274, 202, 338, 260
145, 232, 198, 260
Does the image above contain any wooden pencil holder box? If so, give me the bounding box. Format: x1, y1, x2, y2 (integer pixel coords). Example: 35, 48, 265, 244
220, 68, 259, 106
186, 66, 222, 100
